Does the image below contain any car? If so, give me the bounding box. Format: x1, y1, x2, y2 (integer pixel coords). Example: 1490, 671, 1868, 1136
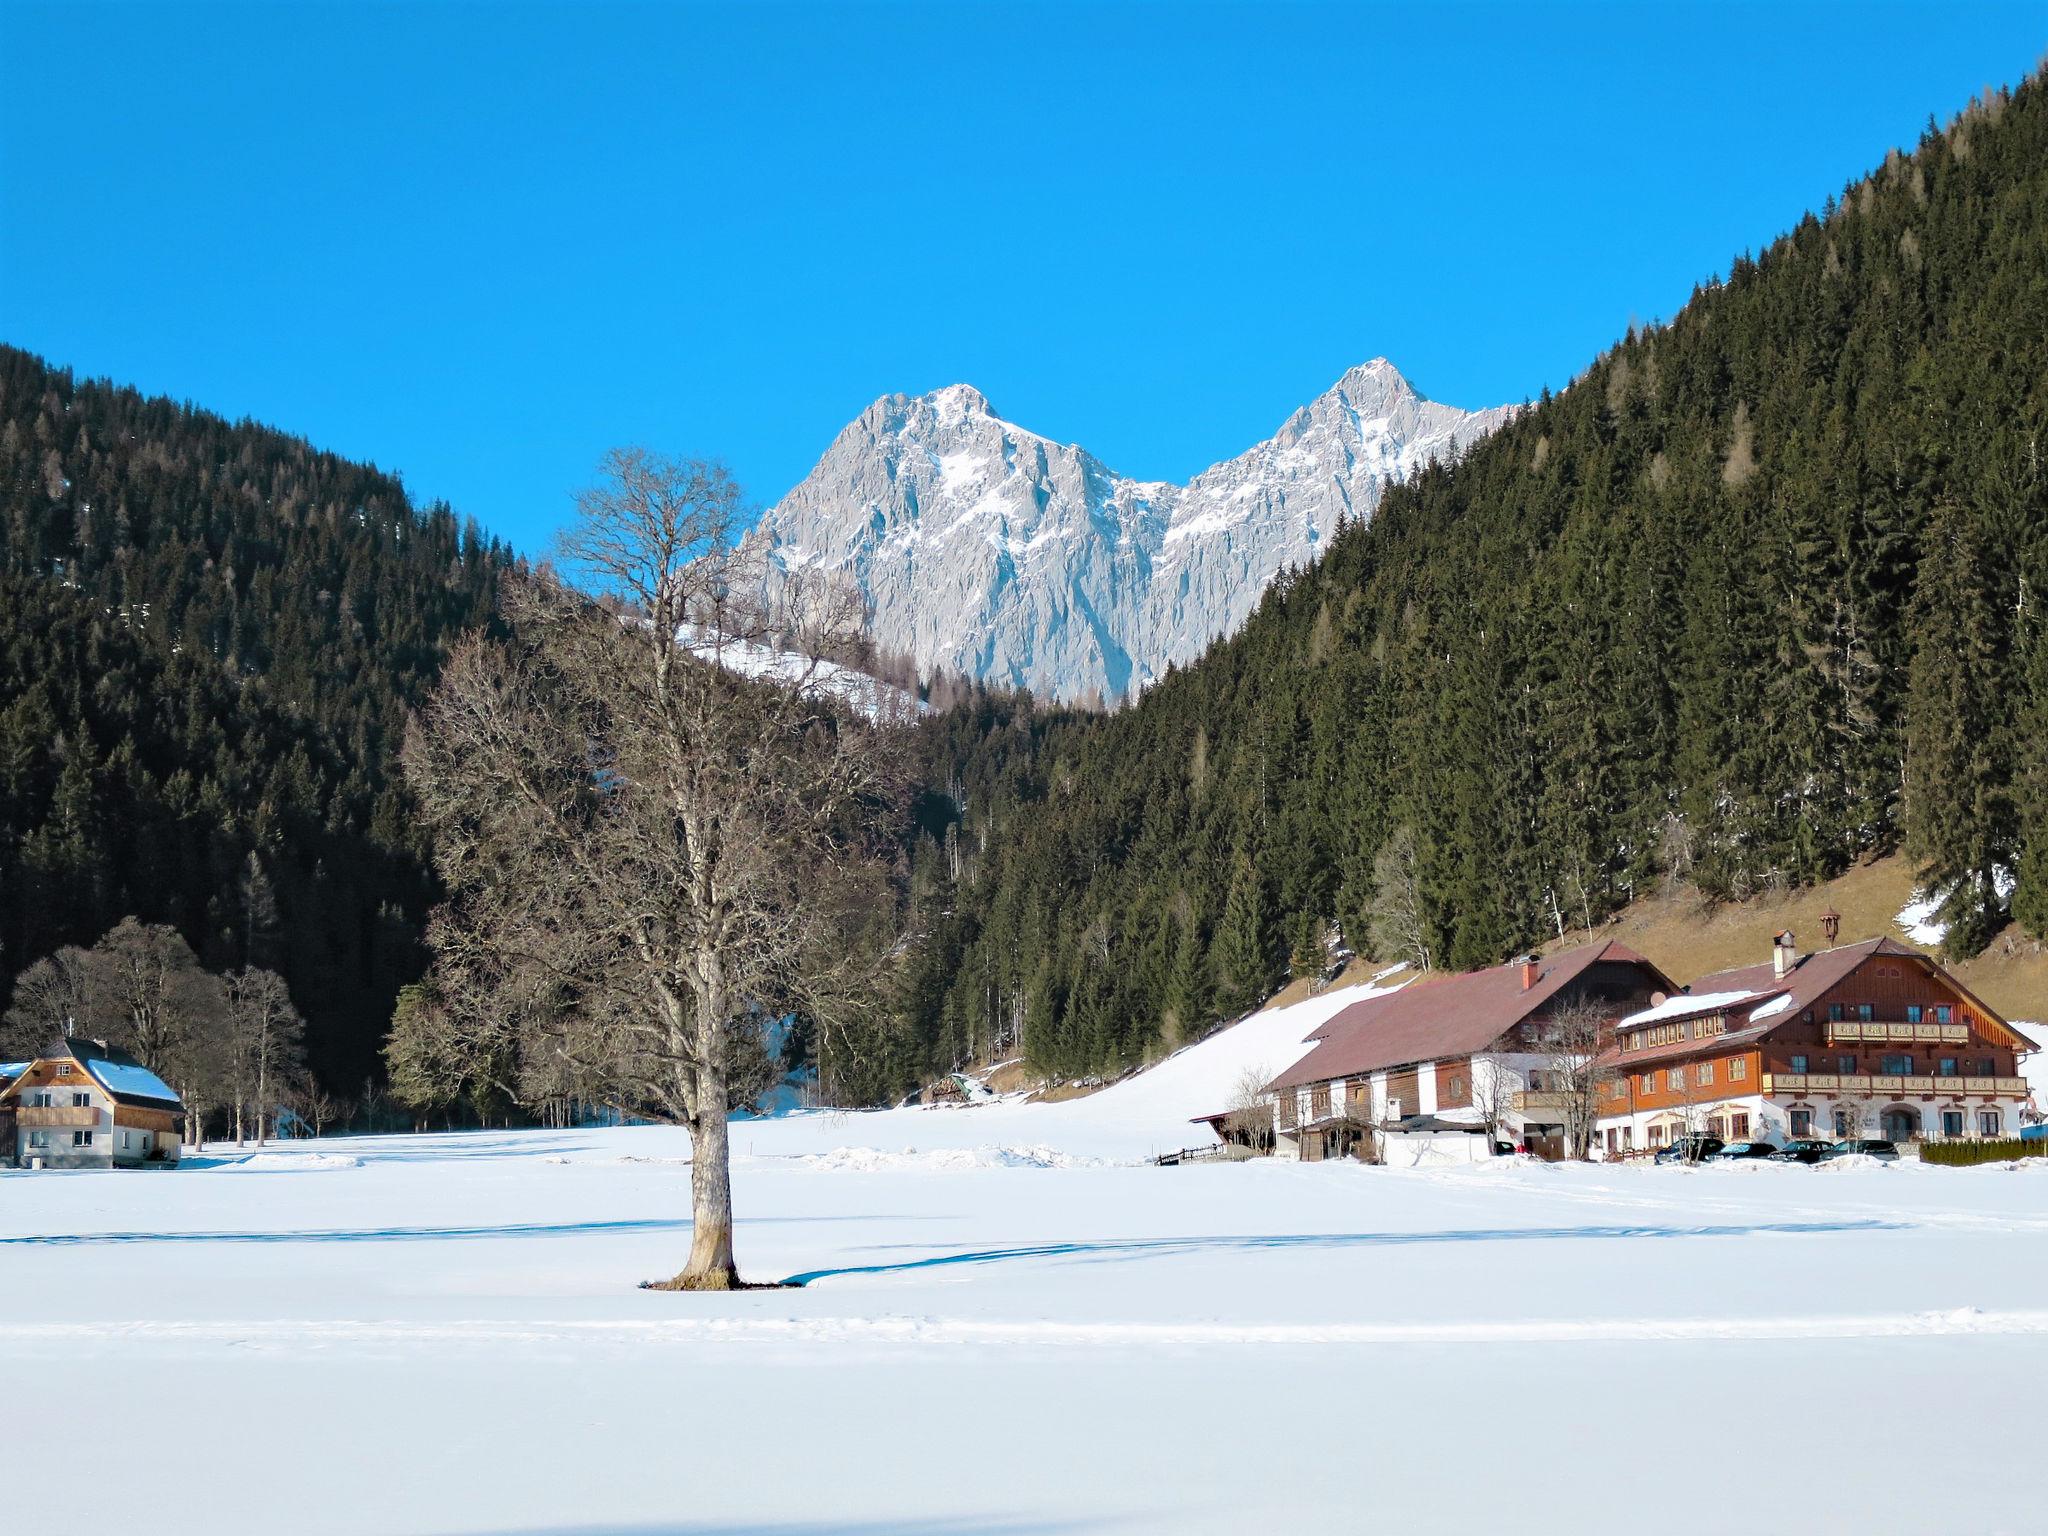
1653, 1134, 1724, 1165
1768, 1138, 1836, 1164
1822, 1138, 1900, 1162
1712, 1140, 1778, 1161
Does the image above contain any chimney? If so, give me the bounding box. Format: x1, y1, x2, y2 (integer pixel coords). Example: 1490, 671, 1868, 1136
1520, 956, 1541, 991
1772, 929, 1797, 980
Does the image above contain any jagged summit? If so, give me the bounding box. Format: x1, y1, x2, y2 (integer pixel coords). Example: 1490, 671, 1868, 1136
744, 364, 1513, 702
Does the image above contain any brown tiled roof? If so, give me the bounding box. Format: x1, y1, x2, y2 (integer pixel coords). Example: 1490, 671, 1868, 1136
1681, 937, 1917, 1014
1267, 941, 1670, 1092
1598, 936, 2027, 1070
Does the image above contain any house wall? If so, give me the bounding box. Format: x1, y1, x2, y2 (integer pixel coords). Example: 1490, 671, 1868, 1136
1596, 1093, 1770, 1156
1609, 1049, 1764, 1115
1433, 1058, 1473, 1111
8, 1059, 114, 1168
1380, 1129, 1491, 1168
1761, 956, 2023, 1079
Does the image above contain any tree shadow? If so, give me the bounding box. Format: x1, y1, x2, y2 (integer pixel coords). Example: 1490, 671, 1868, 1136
783, 1218, 1907, 1285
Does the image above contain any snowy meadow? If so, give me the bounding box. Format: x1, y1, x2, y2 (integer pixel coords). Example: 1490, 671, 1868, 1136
4, 986, 2045, 1535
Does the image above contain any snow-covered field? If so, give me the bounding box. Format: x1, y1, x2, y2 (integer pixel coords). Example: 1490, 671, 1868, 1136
5, 985, 2045, 1535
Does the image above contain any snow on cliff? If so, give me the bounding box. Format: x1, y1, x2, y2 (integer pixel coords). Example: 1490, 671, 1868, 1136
744, 362, 1513, 703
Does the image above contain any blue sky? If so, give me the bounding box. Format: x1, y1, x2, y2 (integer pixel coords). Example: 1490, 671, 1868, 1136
4, 2, 2044, 555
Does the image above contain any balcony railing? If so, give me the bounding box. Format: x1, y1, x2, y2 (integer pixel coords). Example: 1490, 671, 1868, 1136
13, 1105, 102, 1128
1510, 1090, 1576, 1112
1763, 1073, 2028, 1097
1824, 1022, 1970, 1045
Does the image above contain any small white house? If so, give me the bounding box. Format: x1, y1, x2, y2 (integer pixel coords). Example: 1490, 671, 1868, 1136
0, 1037, 185, 1169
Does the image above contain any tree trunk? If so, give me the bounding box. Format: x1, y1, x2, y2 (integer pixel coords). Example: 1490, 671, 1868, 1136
663, 1087, 741, 1289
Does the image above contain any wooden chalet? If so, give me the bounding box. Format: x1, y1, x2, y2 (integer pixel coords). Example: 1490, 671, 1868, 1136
1595, 933, 2035, 1155
1248, 941, 1673, 1163
0, 1036, 185, 1170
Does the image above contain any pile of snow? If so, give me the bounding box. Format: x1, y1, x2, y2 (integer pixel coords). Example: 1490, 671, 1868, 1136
1815, 1153, 1892, 1173
793, 1144, 1099, 1173
218, 1152, 362, 1171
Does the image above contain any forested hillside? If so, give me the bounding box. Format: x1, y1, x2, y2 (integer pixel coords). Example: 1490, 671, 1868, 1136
898, 76, 2048, 1083
0, 347, 509, 1088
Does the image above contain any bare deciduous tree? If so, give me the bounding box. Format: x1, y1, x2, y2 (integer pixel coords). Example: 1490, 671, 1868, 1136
223, 967, 306, 1145
1367, 824, 1432, 973
1533, 996, 1612, 1161
402, 447, 906, 1289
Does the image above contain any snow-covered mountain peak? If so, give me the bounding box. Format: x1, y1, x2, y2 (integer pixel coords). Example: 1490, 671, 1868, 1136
746, 363, 1514, 702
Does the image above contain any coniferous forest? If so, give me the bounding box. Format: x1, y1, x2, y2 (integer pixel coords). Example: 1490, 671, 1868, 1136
889, 77, 2048, 1086
4, 74, 2047, 1109
0, 347, 509, 1091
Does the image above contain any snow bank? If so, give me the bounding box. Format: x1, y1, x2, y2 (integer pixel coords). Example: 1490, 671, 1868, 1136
218, 1152, 362, 1171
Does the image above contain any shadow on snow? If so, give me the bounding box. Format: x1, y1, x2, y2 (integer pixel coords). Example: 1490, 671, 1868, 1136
781, 1218, 1908, 1286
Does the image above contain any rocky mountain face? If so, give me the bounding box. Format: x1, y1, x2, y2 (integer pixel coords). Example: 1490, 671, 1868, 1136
744, 361, 1514, 703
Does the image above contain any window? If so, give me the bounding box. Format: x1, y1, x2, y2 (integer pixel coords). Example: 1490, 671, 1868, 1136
1939, 1058, 1958, 1078
1942, 1110, 1965, 1138
1907, 1005, 1923, 1024
1936, 1006, 1953, 1025
1447, 1076, 1465, 1100
1667, 1068, 1686, 1093
1730, 1058, 1748, 1082
1827, 1004, 1843, 1023
29, 1090, 53, 1108
1308, 1085, 1331, 1119
1790, 1055, 1809, 1074
1833, 1107, 1855, 1136
1648, 1124, 1667, 1148
55, 1063, 71, 1076
1974, 1059, 1995, 1077
1857, 1004, 1875, 1023
28, 1130, 50, 1149
72, 1130, 92, 1147
71, 1091, 89, 1107
1730, 1113, 1750, 1139
1979, 1109, 2002, 1137
1881, 1055, 1913, 1076
1790, 1108, 1813, 1137
1836, 1056, 1856, 1075
1639, 1074, 1654, 1096
1695, 1062, 1714, 1087
1620, 1127, 1633, 1151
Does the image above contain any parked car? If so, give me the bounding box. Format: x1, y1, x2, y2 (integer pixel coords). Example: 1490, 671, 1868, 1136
1713, 1140, 1777, 1161
1768, 1139, 1836, 1164
1822, 1138, 1900, 1162
1653, 1134, 1724, 1165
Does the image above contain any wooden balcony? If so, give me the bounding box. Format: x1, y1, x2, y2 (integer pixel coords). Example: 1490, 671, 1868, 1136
1510, 1090, 1576, 1113
1764, 1074, 2029, 1097
1824, 1021, 1970, 1045
14, 1105, 101, 1128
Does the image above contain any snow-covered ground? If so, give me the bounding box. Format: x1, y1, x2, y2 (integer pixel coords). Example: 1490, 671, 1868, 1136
6, 988, 2046, 1535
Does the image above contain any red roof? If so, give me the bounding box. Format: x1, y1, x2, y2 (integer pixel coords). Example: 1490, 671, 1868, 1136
1266, 941, 1670, 1092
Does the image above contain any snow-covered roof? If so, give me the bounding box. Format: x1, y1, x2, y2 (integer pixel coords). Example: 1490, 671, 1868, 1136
77, 1049, 181, 1106
1747, 994, 1796, 1023
1617, 990, 1767, 1030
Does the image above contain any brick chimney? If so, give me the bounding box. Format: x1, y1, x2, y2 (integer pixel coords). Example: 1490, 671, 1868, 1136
1520, 956, 1541, 991
1772, 929, 1798, 980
